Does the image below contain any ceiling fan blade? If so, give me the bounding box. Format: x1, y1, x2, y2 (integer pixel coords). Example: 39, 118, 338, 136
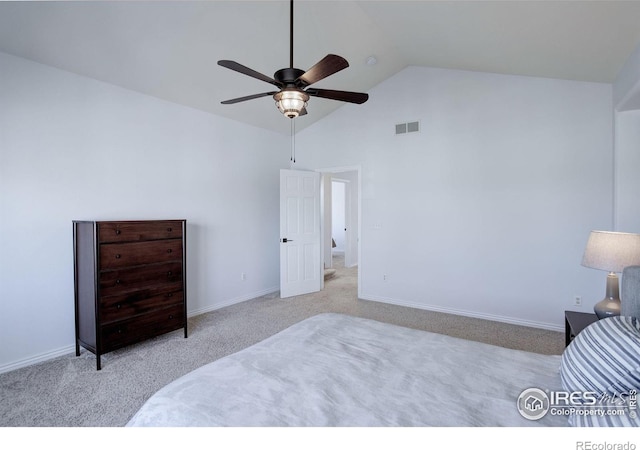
297, 54, 349, 87
218, 60, 281, 87
221, 92, 278, 105
306, 88, 369, 104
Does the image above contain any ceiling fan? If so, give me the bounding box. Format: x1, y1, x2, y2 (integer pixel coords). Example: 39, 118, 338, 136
217, 0, 369, 119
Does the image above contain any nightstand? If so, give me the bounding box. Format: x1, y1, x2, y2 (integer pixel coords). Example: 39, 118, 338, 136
565, 310, 598, 347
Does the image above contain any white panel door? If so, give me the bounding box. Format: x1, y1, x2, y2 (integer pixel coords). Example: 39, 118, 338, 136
280, 169, 321, 298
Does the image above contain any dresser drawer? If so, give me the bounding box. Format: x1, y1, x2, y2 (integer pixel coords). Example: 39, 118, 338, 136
98, 221, 183, 243
100, 285, 184, 324
100, 239, 182, 269
99, 261, 183, 297
100, 304, 185, 352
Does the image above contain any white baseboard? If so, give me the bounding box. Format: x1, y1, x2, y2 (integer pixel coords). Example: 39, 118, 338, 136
0, 345, 76, 375
0, 286, 280, 375
360, 293, 564, 333
187, 286, 280, 317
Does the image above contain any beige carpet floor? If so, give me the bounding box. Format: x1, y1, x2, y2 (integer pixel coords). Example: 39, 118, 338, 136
0, 255, 563, 427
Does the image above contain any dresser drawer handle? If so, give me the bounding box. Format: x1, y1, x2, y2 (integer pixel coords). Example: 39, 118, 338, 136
167, 293, 173, 298
115, 254, 121, 259
169, 315, 174, 319
167, 227, 172, 232
115, 230, 121, 235
117, 329, 123, 334
167, 271, 172, 276
116, 304, 121, 309
167, 249, 172, 254
115, 279, 121, 285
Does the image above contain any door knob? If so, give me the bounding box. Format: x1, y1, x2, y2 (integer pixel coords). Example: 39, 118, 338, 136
280, 238, 294, 243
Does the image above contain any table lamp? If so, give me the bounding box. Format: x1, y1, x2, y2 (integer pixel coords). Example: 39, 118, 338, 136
581, 230, 640, 319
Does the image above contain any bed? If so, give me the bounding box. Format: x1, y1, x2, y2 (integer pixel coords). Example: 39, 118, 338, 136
127, 267, 640, 427
127, 313, 565, 426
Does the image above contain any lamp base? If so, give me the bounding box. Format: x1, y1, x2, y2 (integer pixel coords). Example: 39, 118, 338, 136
594, 297, 621, 319
593, 272, 621, 320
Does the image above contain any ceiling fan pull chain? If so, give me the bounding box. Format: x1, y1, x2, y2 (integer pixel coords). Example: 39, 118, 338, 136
291, 119, 296, 163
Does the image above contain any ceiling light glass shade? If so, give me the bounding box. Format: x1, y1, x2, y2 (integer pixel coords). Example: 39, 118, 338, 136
274, 89, 309, 119
581, 231, 640, 273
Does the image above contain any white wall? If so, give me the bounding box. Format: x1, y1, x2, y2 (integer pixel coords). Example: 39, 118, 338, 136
297, 66, 613, 330
0, 52, 287, 372
614, 110, 640, 233
613, 42, 640, 234
614, 41, 640, 111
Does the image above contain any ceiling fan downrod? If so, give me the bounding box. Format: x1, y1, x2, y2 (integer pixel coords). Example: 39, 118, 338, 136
289, 0, 294, 69
274, 0, 307, 120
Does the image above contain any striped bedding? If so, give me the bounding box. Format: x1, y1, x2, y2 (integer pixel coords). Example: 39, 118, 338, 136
560, 316, 640, 426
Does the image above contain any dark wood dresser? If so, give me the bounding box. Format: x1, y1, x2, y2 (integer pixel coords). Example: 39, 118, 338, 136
73, 220, 187, 370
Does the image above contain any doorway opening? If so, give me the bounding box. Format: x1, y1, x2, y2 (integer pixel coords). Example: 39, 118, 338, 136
319, 166, 361, 298
331, 180, 347, 264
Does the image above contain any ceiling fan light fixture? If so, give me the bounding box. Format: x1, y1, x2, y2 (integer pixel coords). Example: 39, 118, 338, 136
218, 0, 368, 117
274, 89, 309, 119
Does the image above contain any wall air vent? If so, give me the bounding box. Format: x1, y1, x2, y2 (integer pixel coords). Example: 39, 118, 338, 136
395, 121, 420, 135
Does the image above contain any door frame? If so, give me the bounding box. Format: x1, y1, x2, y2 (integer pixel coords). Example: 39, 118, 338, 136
317, 165, 362, 298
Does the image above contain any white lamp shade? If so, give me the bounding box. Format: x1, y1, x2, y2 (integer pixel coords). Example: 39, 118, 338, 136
581, 230, 640, 273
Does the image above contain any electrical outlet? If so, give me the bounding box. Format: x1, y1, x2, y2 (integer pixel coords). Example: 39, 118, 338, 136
241, 273, 247, 281
574, 296, 582, 306
383, 274, 388, 281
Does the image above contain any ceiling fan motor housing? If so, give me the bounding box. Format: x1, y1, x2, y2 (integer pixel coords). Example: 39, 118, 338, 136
274, 67, 306, 86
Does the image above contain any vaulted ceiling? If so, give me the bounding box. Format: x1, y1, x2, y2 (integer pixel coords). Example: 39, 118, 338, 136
2, 1, 640, 134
